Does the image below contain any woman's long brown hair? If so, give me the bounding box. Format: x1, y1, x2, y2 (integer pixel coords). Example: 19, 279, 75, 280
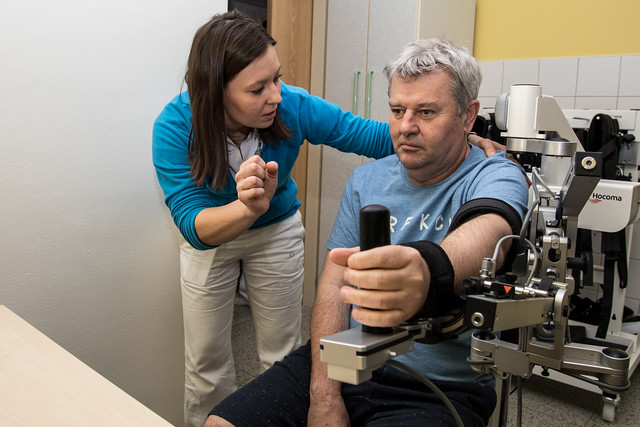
185, 10, 291, 189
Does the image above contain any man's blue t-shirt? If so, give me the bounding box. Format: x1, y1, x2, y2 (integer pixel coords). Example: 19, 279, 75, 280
326, 145, 529, 384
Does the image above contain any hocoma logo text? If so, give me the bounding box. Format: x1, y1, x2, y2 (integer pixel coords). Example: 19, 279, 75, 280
589, 193, 623, 203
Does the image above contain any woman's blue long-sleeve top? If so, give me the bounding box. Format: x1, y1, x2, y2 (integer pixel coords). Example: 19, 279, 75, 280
152, 82, 394, 250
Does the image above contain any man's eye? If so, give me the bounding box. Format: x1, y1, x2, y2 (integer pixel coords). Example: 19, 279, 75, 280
419, 110, 433, 117
391, 108, 404, 116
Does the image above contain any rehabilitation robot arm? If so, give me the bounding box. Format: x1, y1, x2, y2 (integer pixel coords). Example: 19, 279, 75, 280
320, 85, 639, 426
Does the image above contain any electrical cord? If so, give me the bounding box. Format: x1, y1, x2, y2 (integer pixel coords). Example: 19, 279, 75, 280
385, 359, 465, 427
520, 171, 541, 242
531, 167, 557, 199
491, 234, 540, 288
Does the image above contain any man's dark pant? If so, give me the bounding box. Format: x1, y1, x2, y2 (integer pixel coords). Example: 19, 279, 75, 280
210, 341, 496, 426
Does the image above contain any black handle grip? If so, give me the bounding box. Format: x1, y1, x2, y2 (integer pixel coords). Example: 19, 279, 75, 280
359, 205, 392, 334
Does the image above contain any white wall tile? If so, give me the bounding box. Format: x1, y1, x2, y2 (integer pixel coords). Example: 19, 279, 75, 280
478, 60, 503, 97
617, 97, 640, 110
575, 97, 618, 110
478, 96, 497, 112
502, 59, 540, 92
576, 55, 621, 97
539, 57, 578, 97
553, 96, 576, 109
619, 55, 640, 97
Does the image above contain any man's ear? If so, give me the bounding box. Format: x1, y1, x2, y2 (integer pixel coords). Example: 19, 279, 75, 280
464, 100, 481, 132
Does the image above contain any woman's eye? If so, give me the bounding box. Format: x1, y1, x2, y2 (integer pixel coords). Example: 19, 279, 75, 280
251, 87, 264, 95
273, 73, 283, 83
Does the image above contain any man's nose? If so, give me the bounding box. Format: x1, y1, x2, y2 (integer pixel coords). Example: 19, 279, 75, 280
399, 112, 418, 135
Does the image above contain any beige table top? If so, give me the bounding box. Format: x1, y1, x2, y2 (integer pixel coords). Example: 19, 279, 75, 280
0, 305, 171, 426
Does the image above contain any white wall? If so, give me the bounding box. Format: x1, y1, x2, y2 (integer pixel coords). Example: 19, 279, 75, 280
477, 54, 640, 112
0, 1, 225, 424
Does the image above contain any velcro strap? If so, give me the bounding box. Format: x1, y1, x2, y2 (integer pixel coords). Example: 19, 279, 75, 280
400, 240, 462, 317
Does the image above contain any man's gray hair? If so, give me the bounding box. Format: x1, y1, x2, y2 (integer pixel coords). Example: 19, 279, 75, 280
383, 38, 481, 117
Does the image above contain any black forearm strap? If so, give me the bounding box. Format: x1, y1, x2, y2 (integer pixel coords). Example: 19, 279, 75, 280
400, 240, 463, 317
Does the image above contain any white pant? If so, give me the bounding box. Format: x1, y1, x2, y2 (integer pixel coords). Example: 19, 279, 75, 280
180, 211, 305, 427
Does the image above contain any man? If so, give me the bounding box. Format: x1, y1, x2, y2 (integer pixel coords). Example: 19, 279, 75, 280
205, 38, 529, 427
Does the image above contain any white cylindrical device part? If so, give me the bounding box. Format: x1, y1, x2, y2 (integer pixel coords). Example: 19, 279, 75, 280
506, 84, 542, 138
541, 155, 572, 189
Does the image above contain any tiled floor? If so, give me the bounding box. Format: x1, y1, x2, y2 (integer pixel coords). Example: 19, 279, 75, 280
504, 372, 640, 427
231, 304, 640, 426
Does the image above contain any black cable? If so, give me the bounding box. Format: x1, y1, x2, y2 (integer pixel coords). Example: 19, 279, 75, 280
558, 368, 630, 392
385, 359, 465, 427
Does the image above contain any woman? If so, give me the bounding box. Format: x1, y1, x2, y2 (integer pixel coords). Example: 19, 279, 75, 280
153, 10, 498, 426
152, 11, 394, 426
